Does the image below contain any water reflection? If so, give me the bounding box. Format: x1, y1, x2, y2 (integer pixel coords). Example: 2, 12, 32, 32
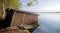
33, 13, 60, 33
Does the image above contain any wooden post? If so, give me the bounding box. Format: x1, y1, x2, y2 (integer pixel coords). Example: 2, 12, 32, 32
22, 13, 25, 25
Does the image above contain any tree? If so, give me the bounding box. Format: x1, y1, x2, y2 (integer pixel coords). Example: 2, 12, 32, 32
3, 0, 38, 9
0, 0, 38, 18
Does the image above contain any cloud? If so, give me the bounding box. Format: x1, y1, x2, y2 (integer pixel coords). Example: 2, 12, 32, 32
42, 5, 60, 12
23, 4, 60, 12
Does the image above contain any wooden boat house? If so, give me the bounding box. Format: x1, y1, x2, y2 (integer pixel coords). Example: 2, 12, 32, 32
11, 9, 38, 27
0, 8, 39, 33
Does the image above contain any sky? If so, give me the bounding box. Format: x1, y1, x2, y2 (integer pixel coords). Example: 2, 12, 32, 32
21, 0, 60, 22
39, 13, 60, 21
21, 0, 60, 12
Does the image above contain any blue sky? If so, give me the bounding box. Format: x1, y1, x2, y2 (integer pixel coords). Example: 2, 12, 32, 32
21, 0, 60, 12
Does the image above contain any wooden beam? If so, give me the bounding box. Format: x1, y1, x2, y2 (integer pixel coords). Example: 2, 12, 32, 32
22, 13, 26, 25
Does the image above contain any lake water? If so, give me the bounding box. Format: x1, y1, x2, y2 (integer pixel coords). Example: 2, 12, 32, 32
33, 13, 60, 33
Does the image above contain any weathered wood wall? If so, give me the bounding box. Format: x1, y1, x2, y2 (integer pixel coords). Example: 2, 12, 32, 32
10, 11, 38, 27
11, 12, 23, 26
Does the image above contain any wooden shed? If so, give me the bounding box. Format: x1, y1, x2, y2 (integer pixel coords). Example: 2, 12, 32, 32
10, 9, 38, 28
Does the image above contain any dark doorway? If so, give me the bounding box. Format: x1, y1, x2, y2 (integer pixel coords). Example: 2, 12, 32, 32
0, 8, 14, 28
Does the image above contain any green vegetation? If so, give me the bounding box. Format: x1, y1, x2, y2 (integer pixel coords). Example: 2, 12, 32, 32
0, 0, 38, 17
0, 0, 38, 9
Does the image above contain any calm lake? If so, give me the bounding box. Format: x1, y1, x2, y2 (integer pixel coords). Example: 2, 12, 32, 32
33, 13, 60, 33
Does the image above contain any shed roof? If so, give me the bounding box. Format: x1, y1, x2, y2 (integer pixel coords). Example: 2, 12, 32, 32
13, 9, 38, 16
